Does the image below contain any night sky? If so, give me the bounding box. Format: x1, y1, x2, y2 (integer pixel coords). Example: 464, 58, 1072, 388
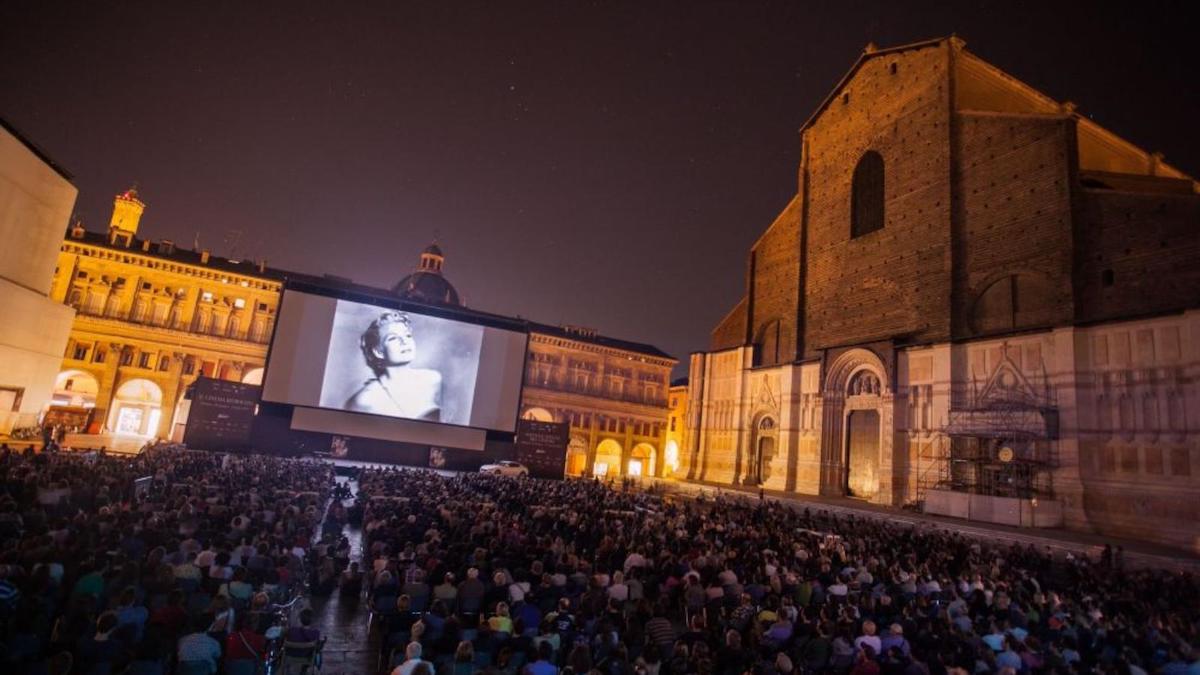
3, 1, 1196, 376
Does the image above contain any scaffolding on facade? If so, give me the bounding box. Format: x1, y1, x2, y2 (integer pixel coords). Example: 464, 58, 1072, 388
939, 395, 1060, 500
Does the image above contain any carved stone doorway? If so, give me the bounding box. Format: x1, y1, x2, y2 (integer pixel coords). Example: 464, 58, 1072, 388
757, 435, 776, 484
745, 415, 777, 485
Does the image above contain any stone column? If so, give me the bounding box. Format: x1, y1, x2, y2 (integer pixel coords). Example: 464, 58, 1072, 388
93, 344, 123, 433
584, 413, 599, 476
156, 354, 187, 439
622, 420, 634, 476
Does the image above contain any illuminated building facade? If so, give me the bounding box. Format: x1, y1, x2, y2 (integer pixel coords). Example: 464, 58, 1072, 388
664, 380, 689, 477
684, 38, 1200, 551
518, 325, 675, 478
48, 189, 281, 438
46, 200, 676, 473
388, 245, 677, 478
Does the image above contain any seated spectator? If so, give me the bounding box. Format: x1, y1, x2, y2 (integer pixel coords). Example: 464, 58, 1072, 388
224, 614, 266, 669
76, 611, 123, 673
177, 620, 221, 674
391, 641, 432, 675
488, 601, 514, 635
340, 561, 364, 596
855, 620, 882, 657
451, 640, 474, 675
114, 586, 149, 643
286, 607, 321, 645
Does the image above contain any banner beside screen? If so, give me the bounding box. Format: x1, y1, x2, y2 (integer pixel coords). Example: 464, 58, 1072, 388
183, 377, 260, 451
514, 420, 570, 479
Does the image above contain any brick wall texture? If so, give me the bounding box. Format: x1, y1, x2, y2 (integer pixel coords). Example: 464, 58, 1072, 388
1076, 191, 1200, 324
710, 39, 1199, 359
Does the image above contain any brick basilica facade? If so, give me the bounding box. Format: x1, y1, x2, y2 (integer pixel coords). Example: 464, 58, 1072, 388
682, 38, 1200, 551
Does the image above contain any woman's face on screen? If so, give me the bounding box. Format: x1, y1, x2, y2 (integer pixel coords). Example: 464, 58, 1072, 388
377, 322, 416, 366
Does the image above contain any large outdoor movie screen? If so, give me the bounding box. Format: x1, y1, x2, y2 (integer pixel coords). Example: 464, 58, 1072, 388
262, 289, 528, 433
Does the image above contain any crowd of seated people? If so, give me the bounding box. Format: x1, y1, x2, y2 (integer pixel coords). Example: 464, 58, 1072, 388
349, 467, 1199, 675
0, 444, 334, 674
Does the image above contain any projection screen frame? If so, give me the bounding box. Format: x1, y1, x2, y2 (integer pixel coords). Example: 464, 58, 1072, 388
261, 281, 531, 436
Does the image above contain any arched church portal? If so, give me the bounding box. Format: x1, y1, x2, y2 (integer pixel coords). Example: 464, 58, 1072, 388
820, 349, 893, 502
747, 415, 778, 485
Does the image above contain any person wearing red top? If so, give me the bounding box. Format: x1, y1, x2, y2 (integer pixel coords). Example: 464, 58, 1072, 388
149, 589, 188, 640
225, 616, 267, 666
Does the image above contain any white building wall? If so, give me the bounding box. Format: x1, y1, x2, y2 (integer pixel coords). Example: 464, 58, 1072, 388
0, 124, 78, 433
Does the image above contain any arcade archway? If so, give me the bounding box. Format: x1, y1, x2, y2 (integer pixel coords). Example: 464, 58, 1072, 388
565, 434, 588, 476
51, 370, 99, 408
628, 443, 657, 477
593, 439, 623, 477
108, 378, 164, 437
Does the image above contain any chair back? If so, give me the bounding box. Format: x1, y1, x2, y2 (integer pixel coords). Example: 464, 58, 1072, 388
283, 639, 318, 659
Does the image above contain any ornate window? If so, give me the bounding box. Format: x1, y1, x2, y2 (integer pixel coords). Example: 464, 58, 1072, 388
851, 151, 885, 238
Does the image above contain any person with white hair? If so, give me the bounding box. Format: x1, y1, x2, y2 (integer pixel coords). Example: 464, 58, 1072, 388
391, 641, 432, 675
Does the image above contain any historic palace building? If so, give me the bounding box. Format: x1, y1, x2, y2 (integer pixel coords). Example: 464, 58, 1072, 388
45, 193, 675, 475
519, 324, 675, 478
683, 38, 1199, 551
49, 188, 281, 439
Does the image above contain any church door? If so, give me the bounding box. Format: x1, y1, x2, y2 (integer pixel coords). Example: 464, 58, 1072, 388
757, 436, 775, 484
845, 410, 880, 499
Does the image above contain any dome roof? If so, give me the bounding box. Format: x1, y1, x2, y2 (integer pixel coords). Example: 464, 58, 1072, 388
423, 242, 444, 257
391, 270, 462, 306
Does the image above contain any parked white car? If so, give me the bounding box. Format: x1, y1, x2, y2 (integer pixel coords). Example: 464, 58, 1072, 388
479, 460, 530, 477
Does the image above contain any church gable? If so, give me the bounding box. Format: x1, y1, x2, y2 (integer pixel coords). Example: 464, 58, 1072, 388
801, 39, 955, 355
798, 37, 947, 139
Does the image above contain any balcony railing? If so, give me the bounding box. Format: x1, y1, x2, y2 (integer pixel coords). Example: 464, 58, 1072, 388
72, 307, 271, 345
523, 375, 667, 407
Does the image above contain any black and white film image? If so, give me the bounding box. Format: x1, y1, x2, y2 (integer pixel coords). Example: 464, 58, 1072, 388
318, 299, 484, 425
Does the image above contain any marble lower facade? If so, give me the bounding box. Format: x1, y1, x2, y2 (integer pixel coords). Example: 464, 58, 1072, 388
682, 310, 1200, 553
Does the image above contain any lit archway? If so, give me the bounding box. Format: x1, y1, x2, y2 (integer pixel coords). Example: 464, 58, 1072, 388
51, 370, 100, 408
629, 442, 657, 477
108, 378, 164, 437
521, 407, 554, 422
241, 367, 265, 385
593, 439, 623, 477
566, 434, 588, 476
663, 439, 680, 476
